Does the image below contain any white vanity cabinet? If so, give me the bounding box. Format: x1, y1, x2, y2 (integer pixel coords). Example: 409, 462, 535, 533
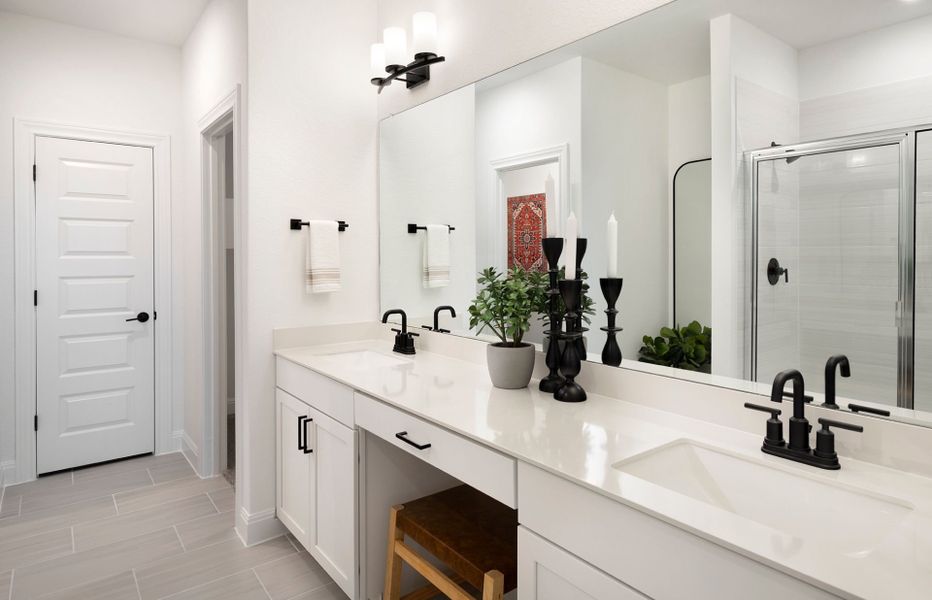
275, 360, 357, 599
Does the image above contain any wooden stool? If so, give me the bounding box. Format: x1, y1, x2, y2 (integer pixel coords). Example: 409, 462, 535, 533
383, 485, 518, 600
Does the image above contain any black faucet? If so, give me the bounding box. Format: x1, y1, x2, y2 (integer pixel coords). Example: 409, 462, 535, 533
771, 369, 809, 452
746, 368, 863, 470
431, 305, 456, 333
822, 355, 850, 409
382, 309, 418, 355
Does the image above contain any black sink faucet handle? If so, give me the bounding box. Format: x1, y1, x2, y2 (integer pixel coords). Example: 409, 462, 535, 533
815, 418, 864, 464
770, 369, 809, 452
823, 355, 851, 409
744, 403, 785, 448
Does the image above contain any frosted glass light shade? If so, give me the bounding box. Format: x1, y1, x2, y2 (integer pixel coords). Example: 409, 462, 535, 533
383, 26, 407, 67
412, 12, 438, 55
370, 43, 385, 79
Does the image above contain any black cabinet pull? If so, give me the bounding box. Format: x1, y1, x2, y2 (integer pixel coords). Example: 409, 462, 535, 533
848, 403, 891, 417
303, 417, 314, 454
126, 311, 150, 323
395, 431, 431, 450
297, 416, 308, 452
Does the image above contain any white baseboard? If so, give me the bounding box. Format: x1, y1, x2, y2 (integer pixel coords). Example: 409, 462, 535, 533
0, 460, 16, 488
236, 506, 285, 547
181, 432, 201, 477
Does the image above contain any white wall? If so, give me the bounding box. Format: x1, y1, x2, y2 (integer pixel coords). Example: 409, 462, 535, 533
375, 0, 674, 118
581, 58, 669, 360
475, 58, 582, 274
244, 0, 378, 537
180, 0, 247, 474
709, 14, 798, 379
0, 11, 183, 481
379, 85, 476, 329
799, 15, 932, 140
668, 75, 712, 326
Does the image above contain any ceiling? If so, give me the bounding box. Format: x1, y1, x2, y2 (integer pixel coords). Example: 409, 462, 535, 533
480, 0, 932, 89
0, 0, 211, 46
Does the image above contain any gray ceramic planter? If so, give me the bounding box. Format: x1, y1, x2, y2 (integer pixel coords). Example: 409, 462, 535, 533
486, 342, 536, 389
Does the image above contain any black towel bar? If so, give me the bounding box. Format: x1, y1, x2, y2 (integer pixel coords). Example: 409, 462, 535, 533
408, 223, 454, 234
290, 219, 348, 232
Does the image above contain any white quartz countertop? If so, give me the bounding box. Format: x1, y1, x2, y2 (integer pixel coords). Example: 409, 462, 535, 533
275, 340, 932, 600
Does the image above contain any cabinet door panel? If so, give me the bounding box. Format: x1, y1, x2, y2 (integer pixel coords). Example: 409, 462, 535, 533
308, 404, 357, 599
518, 527, 650, 600
276, 389, 313, 546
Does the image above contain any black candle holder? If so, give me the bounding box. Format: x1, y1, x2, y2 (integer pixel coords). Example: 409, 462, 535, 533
539, 238, 565, 393
574, 239, 588, 360
599, 277, 623, 367
555, 279, 587, 403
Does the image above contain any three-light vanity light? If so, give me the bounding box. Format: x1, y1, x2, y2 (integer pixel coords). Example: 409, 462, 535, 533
370, 12, 445, 93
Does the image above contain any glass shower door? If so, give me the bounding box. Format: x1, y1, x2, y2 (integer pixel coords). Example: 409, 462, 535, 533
915, 131, 932, 412
756, 143, 903, 406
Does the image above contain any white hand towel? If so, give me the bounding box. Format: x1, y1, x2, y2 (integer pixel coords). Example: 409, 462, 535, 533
305, 220, 341, 294
422, 224, 451, 288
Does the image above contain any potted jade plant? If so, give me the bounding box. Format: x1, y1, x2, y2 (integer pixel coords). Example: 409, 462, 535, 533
468, 266, 547, 389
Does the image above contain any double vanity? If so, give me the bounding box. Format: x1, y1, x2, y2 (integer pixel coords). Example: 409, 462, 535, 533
273, 323, 932, 600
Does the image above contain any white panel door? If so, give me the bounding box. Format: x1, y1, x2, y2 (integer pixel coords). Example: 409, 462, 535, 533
35, 136, 155, 474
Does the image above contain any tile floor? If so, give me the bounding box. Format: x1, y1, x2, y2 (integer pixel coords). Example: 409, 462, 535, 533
0, 453, 344, 600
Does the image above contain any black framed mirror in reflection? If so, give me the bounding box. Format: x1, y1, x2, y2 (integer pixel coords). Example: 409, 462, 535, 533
378, 0, 932, 425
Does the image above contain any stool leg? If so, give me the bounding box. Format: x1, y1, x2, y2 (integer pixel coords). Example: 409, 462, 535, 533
384, 505, 405, 600
481, 570, 504, 600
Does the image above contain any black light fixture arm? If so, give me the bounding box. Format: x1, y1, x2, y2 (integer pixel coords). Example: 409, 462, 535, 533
372, 53, 446, 93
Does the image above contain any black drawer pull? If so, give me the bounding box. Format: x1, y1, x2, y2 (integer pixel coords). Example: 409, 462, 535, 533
395, 431, 431, 450
298, 416, 308, 451
303, 416, 314, 454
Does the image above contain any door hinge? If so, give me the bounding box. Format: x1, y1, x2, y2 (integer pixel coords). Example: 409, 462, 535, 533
32, 164, 36, 182
34, 415, 38, 431
33, 290, 38, 306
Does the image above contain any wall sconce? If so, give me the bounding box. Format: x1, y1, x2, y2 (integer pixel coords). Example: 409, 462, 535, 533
370, 12, 445, 93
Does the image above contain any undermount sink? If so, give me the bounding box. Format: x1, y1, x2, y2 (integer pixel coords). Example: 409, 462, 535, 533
320, 349, 409, 370
612, 440, 913, 556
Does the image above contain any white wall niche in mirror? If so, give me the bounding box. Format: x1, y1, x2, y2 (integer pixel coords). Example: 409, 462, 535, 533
378, 0, 932, 426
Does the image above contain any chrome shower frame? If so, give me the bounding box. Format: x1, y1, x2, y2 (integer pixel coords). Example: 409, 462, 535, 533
746, 126, 919, 409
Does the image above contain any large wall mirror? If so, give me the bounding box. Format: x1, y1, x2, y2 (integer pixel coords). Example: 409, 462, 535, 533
379, 0, 932, 426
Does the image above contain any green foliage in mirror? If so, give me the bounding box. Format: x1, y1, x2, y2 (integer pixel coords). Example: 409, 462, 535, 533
468, 267, 548, 346
639, 321, 712, 373
532, 267, 597, 325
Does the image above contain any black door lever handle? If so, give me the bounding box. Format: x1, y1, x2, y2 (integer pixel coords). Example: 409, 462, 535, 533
126, 312, 150, 323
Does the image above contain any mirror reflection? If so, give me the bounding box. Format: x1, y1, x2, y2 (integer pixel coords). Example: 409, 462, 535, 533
379, 0, 932, 420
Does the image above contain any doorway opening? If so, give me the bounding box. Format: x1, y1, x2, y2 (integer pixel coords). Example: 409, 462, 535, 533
199, 88, 242, 483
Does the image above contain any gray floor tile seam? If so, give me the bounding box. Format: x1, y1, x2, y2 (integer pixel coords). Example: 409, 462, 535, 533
29, 568, 138, 600
131, 568, 143, 600
204, 491, 221, 513
113, 494, 120, 516
145, 469, 156, 486
0, 525, 76, 565
171, 525, 187, 553
153, 566, 269, 600
79, 491, 221, 534
7, 569, 14, 600
17, 478, 157, 516
251, 568, 274, 600
253, 554, 334, 600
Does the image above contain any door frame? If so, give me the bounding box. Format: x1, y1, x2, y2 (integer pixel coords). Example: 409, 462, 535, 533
489, 144, 569, 271
197, 87, 244, 478
13, 118, 174, 484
